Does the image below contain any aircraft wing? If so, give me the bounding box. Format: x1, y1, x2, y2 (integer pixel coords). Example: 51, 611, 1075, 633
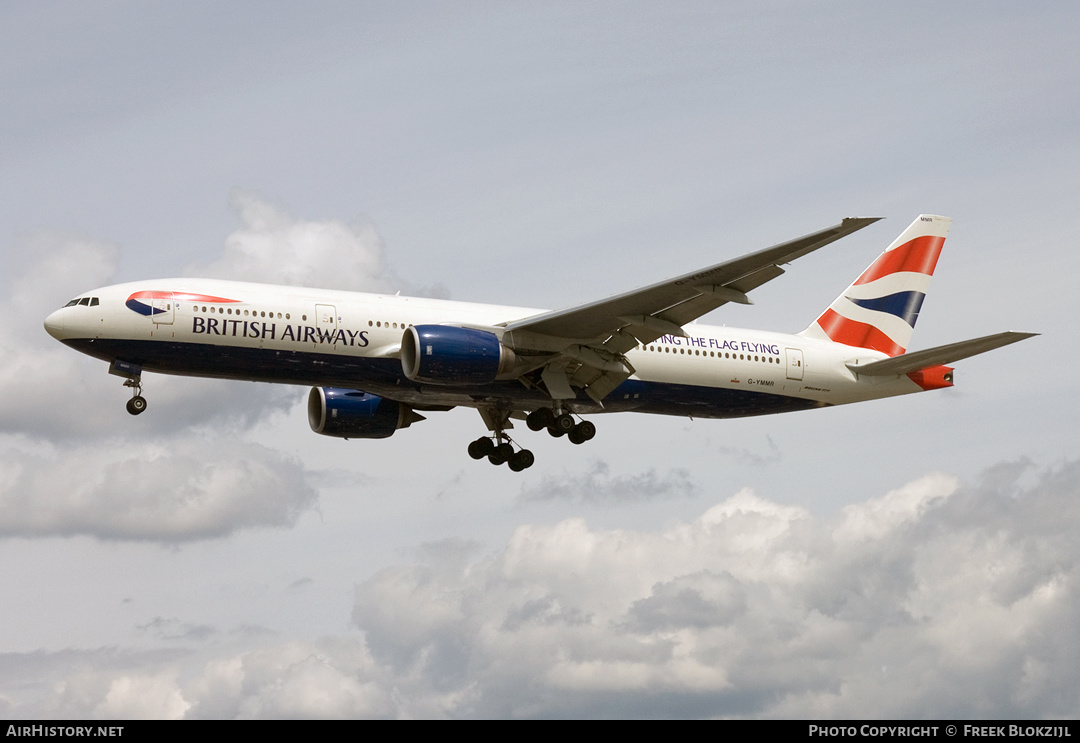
498, 217, 880, 403
503, 217, 880, 350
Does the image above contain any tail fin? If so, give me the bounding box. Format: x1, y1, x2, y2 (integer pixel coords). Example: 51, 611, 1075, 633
799, 214, 950, 356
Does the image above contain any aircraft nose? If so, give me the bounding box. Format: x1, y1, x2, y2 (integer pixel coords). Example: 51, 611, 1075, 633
44, 309, 65, 340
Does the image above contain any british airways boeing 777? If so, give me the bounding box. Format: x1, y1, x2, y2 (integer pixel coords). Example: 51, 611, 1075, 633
44, 215, 1034, 471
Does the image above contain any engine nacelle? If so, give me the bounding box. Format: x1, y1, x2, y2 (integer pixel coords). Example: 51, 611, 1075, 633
307, 387, 423, 439
400, 325, 515, 385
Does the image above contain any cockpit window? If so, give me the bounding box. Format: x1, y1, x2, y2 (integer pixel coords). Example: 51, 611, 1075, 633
63, 297, 100, 307
64, 299, 80, 307
89, 297, 99, 306
77, 297, 91, 306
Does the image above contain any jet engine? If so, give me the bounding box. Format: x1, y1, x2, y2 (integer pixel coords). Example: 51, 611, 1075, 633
400, 325, 516, 385
307, 387, 424, 439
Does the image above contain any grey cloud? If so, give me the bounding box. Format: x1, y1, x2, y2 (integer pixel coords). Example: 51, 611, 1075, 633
625, 571, 746, 632
137, 617, 216, 643
714, 435, 782, 467
518, 459, 696, 505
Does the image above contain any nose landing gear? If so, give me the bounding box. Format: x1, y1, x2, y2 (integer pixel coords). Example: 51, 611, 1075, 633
110, 360, 147, 416
123, 378, 147, 416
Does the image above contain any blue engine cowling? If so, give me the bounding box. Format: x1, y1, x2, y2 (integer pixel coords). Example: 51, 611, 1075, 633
307, 387, 422, 439
401, 325, 515, 385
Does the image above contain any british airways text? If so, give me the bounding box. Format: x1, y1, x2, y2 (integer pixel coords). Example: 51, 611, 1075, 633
191, 318, 369, 346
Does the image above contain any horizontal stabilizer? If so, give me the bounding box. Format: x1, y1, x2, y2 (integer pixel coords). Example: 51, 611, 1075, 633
847, 331, 1038, 376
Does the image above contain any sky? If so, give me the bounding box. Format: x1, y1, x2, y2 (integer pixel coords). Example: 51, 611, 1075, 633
1, 0, 1078, 719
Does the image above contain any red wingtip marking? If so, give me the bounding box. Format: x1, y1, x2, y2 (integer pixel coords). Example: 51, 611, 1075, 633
907, 365, 954, 390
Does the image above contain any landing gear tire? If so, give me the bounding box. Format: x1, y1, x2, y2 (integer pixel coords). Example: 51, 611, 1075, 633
568, 420, 596, 445
508, 449, 535, 472
547, 413, 575, 437
126, 395, 147, 416
526, 408, 555, 431
468, 437, 494, 460
488, 442, 514, 465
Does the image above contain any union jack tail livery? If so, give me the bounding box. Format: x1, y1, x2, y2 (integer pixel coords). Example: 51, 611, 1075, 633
800, 214, 950, 357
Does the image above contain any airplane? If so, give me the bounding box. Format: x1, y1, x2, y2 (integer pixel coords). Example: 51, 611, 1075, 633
44, 214, 1035, 472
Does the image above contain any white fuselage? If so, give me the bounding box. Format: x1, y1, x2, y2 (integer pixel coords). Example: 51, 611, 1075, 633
45, 278, 929, 419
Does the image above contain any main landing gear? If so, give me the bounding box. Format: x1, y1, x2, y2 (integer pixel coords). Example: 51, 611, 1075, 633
123, 378, 147, 416
468, 436, 536, 471
468, 406, 597, 472
525, 408, 596, 445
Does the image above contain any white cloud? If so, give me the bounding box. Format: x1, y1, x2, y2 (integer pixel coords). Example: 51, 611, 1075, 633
345, 462, 1080, 717
0, 436, 316, 541
93, 672, 191, 720
835, 472, 958, 541
0, 203, 330, 543
1, 226, 300, 439
2, 462, 1078, 718
186, 189, 446, 297
0, 232, 124, 438
185, 640, 395, 719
